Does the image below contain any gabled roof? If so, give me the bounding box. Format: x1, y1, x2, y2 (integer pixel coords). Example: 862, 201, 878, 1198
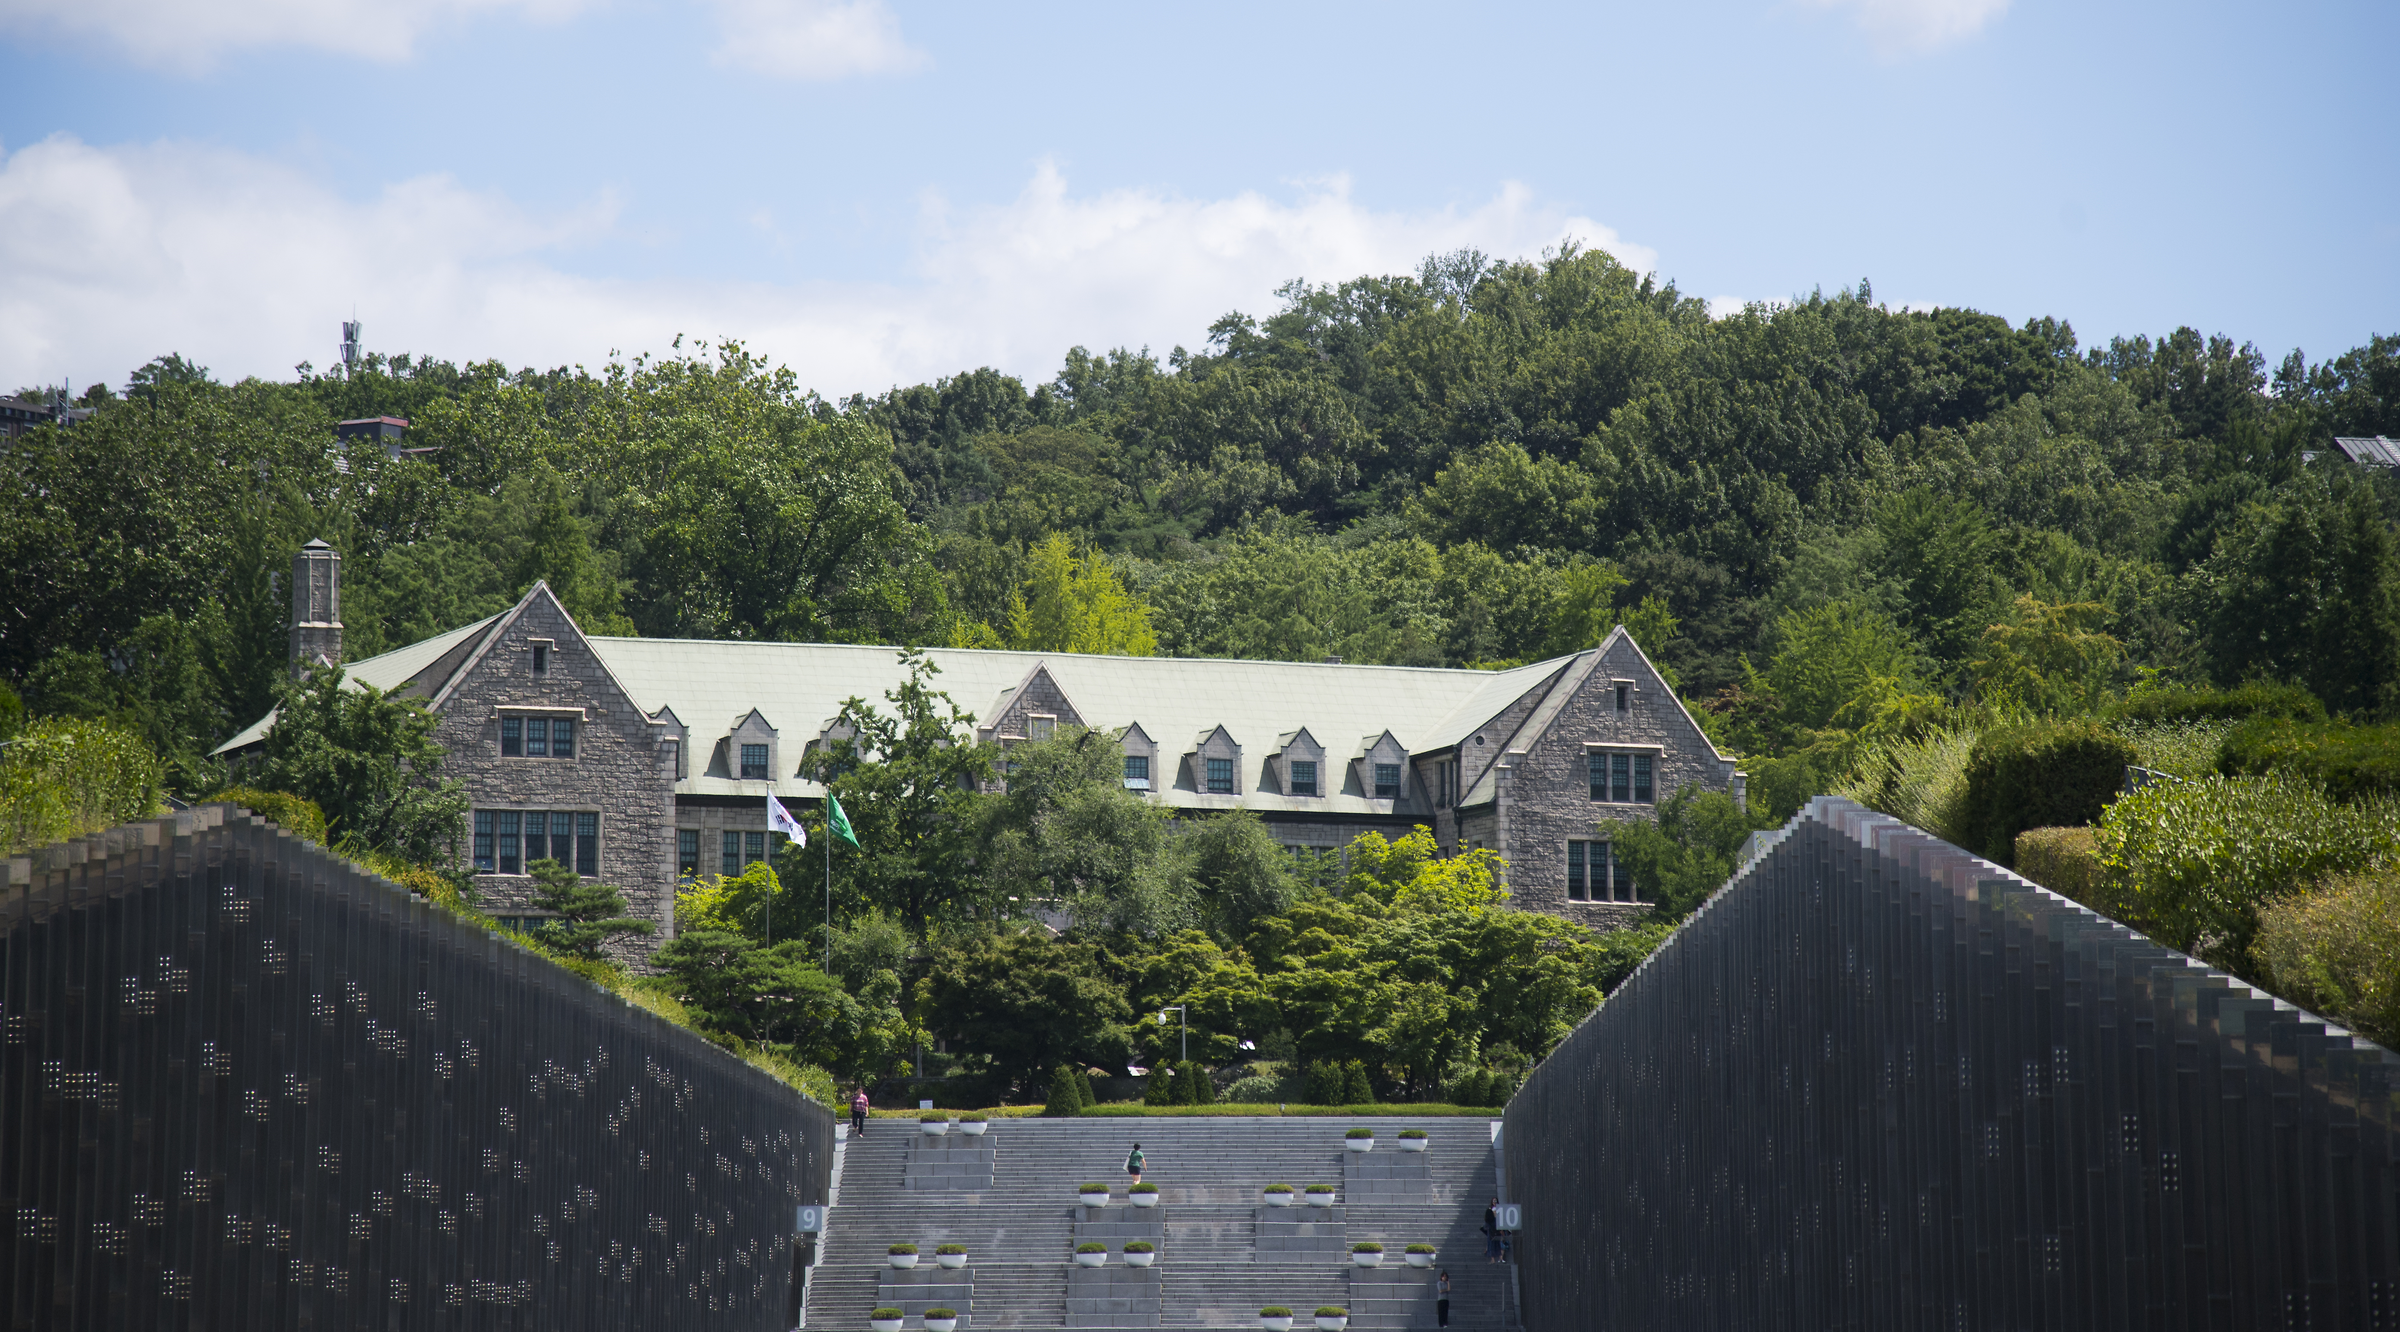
211, 611, 505, 754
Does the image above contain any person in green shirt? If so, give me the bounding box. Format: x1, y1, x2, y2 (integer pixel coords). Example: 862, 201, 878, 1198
1125, 1143, 1145, 1184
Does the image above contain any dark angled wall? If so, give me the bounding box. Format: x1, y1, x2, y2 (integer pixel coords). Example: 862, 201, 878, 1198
2, 804, 833, 1331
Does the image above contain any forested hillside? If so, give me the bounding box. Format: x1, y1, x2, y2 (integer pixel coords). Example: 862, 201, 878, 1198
10, 243, 2400, 1089
6, 246, 2396, 796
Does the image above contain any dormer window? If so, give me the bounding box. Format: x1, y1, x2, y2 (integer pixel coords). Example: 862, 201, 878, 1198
740, 743, 770, 780
1206, 757, 1235, 794
1123, 755, 1150, 790
1374, 763, 1401, 799
1289, 760, 1318, 797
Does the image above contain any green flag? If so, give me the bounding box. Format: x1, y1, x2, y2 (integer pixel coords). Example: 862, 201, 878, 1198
826, 794, 859, 848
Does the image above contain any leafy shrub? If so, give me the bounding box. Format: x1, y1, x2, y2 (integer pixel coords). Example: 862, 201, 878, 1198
1405, 1243, 1437, 1253
1958, 720, 2138, 864
958, 1113, 986, 1123
1351, 1242, 1382, 1252
1447, 1069, 1490, 1106
2115, 720, 2234, 780
1145, 1062, 1184, 1107
0, 716, 164, 854
935, 1244, 967, 1255
1123, 1240, 1155, 1253
923, 1310, 957, 1320
1344, 1127, 1374, 1139
1260, 1308, 1293, 1318
1075, 1066, 1096, 1108
1078, 1182, 1110, 1193
2096, 773, 2400, 977
1836, 724, 1978, 844
1316, 1308, 1349, 1318
919, 1114, 946, 1123
1223, 1074, 1280, 1102
2110, 682, 2323, 726
1588, 920, 1675, 995
2219, 718, 2400, 803
1304, 1184, 1336, 1194
1129, 1182, 1158, 1193
1178, 1060, 1215, 1105
1075, 1242, 1108, 1254
1303, 1060, 1344, 1104
1261, 1183, 1293, 1193
873, 1310, 904, 1320
1339, 1059, 1373, 1105
1046, 1064, 1085, 1117
2014, 826, 2103, 909
888, 1244, 917, 1254
212, 787, 329, 843
2257, 872, 2400, 1048
1397, 1128, 1427, 1139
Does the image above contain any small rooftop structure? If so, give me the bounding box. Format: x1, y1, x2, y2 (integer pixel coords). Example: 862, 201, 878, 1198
2330, 435, 2400, 466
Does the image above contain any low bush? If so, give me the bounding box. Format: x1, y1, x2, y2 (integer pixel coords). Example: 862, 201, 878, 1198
888, 1244, 917, 1254
1351, 1242, 1382, 1253
1078, 1182, 1110, 1194
1339, 1059, 1373, 1106
2257, 872, 2400, 1048
1405, 1243, 1437, 1254
1304, 1184, 1335, 1194
1344, 1127, 1374, 1139
1316, 1308, 1349, 1318
935, 1244, 967, 1255
1260, 1308, 1292, 1318
2219, 718, 2400, 803
2110, 681, 2323, 727
872, 1309, 903, 1321
923, 1310, 956, 1320
0, 716, 164, 854
1129, 1182, 1158, 1194
957, 1113, 986, 1123
1075, 1242, 1108, 1254
1397, 1128, 1428, 1139
1836, 724, 1979, 844
1262, 1183, 1293, 1193
2015, 826, 2105, 910
212, 787, 330, 843
1959, 720, 2139, 864
2096, 773, 2400, 977
918, 1114, 946, 1124
1223, 1074, 1282, 1102
1123, 1241, 1155, 1253
1046, 1064, 1085, 1117
1303, 1060, 1345, 1104
2114, 720, 2234, 780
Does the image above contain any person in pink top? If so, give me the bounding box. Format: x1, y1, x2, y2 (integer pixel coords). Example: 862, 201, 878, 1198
851, 1089, 870, 1135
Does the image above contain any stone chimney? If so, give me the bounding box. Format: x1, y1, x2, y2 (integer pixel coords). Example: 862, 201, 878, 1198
290, 538, 343, 675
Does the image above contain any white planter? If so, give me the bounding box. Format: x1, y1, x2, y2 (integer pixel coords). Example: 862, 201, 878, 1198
872, 1320, 904, 1332
1304, 1193, 1336, 1208
959, 1121, 988, 1136
935, 1252, 968, 1269
1344, 1138, 1373, 1153
1404, 1252, 1434, 1268
1315, 1318, 1349, 1331
1351, 1252, 1383, 1268
1260, 1318, 1294, 1332
920, 1120, 948, 1136
1129, 1192, 1158, 1208
1074, 1251, 1107, 1268
926, 1319, 959, 1332
1262, 1193, 1294, 1208
1125, 1250, 1156, 1267
1078, 1192, 1110, 1208
1397, 1137, 1428, 1153
887, 1254, 918, 1269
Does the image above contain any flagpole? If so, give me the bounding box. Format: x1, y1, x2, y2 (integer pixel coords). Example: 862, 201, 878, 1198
823, 808, 831, 973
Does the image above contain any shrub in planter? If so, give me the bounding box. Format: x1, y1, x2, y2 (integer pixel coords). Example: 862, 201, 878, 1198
1260, 1308, 1295, 1331
1351, 1243, 1382, 1253
1304, 1184, 1336, 1207
1078, 1182, 1110, 1206
1123, 1239, 1157, 1267
1315, 1307, 1350, 1330
1074, 1241, 1109, 1267
887, 1244, 918, 1254
1262, 1182, 1294, 1206
919, 1114, 949, 1135
1396, 1128, 1428, 1152
871, 1309, 905, 1332
1076, 1242, 1109, 1252
935, 1244, 968, 1255
1344, 1127, 1373, 1151
924, 1310, 959, 1332
2015, 826, 2105, 910
887, 1243, 919, 1268
1959, 720, 2139, 865
2258, 871, 2400, 1048
935, 1242, 969, 1268
1404, 1243, 1436, 1267
1128, 1182, 1159, 1194
1396, 1128, 1427, 1139
958, 1112, 989, 1135
1343, 1127, 1374, 1138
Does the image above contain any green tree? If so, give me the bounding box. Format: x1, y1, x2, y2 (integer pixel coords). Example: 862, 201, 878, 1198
976, 726, 1193, 936
252, 667, 468, 864
1608, 786, 1779, 921
1872, 488, 2009, 670
800, 650, 999, 942
525, 857, 655, 959
977, 533, 1158, 656
917, 931, 1135, 1099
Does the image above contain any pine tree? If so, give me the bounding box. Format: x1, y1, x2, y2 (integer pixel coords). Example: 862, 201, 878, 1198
528, 858, 655, 960
1073, 1067, 1097, 1110
1144, 1064, 1178, 1106
1046, 1065, 1084, 1117
1340, 1059, 1374, 1106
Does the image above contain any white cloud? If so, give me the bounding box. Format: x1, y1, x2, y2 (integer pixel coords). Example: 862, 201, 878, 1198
0, 0, 592, 68
1803, 0, 2009, 55
0, 136, 1653, 400
706, 0, 924, 79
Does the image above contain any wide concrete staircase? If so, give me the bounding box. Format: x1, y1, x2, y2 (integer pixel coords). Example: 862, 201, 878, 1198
805, 1118, 1517, 1331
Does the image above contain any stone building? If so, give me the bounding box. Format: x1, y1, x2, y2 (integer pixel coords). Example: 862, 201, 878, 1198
219, 546, 1744, 941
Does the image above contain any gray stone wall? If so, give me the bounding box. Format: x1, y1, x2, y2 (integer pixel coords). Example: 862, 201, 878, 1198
986, 666, 1084, 739
1492, 636, 1736, 920
435, 590, 678, 944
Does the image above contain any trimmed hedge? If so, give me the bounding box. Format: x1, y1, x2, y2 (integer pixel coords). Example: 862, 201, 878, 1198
1959, 720, 2138, 864
2218, 718, 2400, 803
2257, 872, 2400, 1048
2109, 681, 2324, 726
2015, 826, 2104, 909
1045, 1064, 1086, 1117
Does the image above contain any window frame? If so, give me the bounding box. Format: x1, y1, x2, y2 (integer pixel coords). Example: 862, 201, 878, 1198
1588, 746, 1662, 805
1566, 840, 1588, 901
721, 830, 743, 878
1204, 756, 1236, 795
526, 717, 550, 759
1373, 762, 1401, 800
677, 829, 700, 880
1122, 754, 1150, 790
1289, 759, 1318, 798
739, 742, 770, 781
500, 717, 523, 758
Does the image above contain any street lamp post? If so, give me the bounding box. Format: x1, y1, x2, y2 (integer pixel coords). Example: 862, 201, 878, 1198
1158, 1006, 1186, 1064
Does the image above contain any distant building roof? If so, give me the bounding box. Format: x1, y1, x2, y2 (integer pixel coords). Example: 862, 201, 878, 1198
2331, 435, 2400, 466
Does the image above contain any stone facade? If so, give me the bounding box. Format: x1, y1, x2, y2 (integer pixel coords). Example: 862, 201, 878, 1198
428, 589, 679, 943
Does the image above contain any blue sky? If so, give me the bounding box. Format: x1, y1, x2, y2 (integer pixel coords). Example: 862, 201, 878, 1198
2, 0, 2392, 398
